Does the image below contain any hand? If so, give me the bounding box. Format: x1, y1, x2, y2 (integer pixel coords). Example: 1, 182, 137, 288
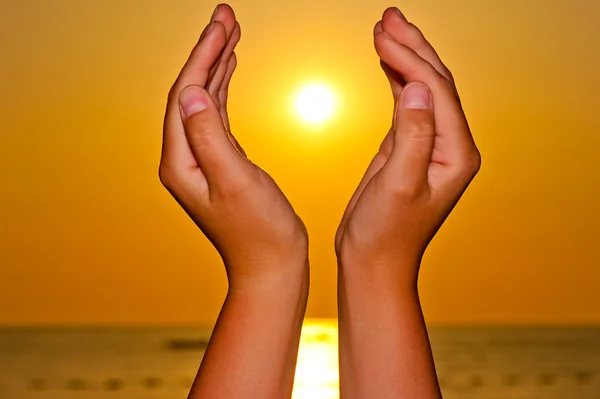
159, 4, 308, 291
335, 7, 481, 278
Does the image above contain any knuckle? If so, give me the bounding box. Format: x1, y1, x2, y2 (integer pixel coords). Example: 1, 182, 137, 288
391, 182, 423, 201
158, 163, 180, 191
187, 118, 217, 149
468, 148, 482, 175
454, 147, 482, 180
384, 172, 423, 200
403, 119, 435, 141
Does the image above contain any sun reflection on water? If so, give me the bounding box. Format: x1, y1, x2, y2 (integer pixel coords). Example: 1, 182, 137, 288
292, 319, 339, 399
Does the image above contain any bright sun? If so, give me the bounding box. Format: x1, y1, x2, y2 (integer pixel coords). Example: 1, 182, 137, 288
295, 84, 336, 124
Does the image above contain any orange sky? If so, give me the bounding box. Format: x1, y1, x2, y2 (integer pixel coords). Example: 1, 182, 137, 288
1, 0, 599, 325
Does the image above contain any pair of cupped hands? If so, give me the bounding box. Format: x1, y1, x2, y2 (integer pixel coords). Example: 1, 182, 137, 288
159, 4, 480, 293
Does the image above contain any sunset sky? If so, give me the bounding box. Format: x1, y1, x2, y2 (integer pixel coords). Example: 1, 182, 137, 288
1, 0, 599, 325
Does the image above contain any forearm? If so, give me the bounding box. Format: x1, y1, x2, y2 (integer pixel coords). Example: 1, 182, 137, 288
337, 259, 441, 399
189, 261, 309, 399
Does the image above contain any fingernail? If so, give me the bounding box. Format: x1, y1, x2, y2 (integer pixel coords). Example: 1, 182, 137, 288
211, 5, 220, 20
402, 83, 431, 110
396, 8, 407, 21
200, 21, 215, 40
179, 86, 208, 119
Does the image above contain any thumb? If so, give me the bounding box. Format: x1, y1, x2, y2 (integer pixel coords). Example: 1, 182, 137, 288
383, 82, 435, 191
179, 85, 247, 186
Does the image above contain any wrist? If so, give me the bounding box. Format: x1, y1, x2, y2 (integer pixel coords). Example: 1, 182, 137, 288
226, 256, 310, 299
338, 252, 421, 293
196, 259, 309, 399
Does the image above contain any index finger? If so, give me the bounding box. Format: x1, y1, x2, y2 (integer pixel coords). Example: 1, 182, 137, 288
162, 22, 228, 170
374, 32, 476, 164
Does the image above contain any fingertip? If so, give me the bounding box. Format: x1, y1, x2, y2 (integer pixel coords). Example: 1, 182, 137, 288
382, 6, 398, 19
200, 20, 226, 42
212, 20, 227, 36
179, 85, 210, 120
373, 20, 383, 36
235, 21, 241, 40
397, 8, 407, 21
229, 21, 241, 45
381, 6, 409, 37
373, 29, 394, 55
206, 21, 228, 46
401, 82, 432, 110
210, 4, 220, 21
211, 3, 236, 21
212, 5, 237, 38
217, 3, 235, 17
200, 21, 215, 40
382, 6, 406, 23
374, 29, 391, 42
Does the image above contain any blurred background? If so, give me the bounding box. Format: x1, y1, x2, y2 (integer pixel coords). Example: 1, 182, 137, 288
1, 0, 599, 398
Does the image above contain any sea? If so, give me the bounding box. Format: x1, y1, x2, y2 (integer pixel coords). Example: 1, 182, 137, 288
0, 320, 599, 399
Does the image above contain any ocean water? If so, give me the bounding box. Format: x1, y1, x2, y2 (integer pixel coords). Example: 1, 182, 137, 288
0, 320, 599, 399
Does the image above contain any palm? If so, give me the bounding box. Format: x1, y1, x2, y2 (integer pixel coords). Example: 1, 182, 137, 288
160, 5, 308, 270
336, 13, 464, 254
335, 128, 393, 255
192, 9, 303, 245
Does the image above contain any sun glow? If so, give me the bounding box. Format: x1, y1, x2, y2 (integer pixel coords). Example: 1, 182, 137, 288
292, 319, 339, 399
294, 84, 336, 124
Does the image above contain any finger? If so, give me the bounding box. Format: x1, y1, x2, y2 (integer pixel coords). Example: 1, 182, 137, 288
380, 59, 406, 98
206, 4, 239, 96
229, 132, 247, 158
179, 85, 248, 188
217, 53, 247, 158
219, 53, 237, 132
162, 22, 228, 170
374, 31, 474, 163
173, 22, 227, 97
209, 22, 241, 100
382, 82, 435, 191
381, 7, 453, 82
210, 4, 237, 43
374, 21, 405, 98
204, 4, 235, 81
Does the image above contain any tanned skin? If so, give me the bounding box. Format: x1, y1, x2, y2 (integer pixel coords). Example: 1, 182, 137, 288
160, 5, 308, 399
335, 7, 480, 399
160, 4, 480, 399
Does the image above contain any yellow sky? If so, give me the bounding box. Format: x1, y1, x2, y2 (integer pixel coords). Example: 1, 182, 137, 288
1, 0, 599, 325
